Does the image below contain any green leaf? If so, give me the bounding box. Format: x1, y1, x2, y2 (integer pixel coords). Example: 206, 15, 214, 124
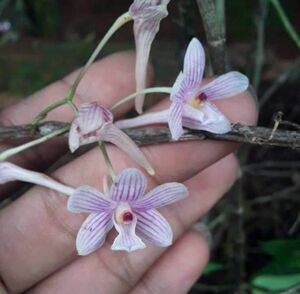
259, 239, 300, 272
252, 273, 300, 294
203, 262, 224, 275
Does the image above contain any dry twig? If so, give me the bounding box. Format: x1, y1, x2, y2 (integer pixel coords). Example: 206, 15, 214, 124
1, 121, 300, 149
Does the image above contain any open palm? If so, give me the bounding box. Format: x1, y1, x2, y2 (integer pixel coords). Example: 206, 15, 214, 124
0, 52, 257, 294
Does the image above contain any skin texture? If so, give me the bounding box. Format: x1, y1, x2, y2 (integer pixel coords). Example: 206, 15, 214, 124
0, 51, 257, 294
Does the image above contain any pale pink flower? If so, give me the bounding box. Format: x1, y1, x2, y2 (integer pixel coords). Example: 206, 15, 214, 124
116, 38, 249, 140
68, 168, 188, 254
69, 102, 154, 175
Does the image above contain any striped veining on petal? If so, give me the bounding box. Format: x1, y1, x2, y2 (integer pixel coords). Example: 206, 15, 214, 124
135, 209, 172, 247
183, 38, 205, 89
110, 168, 147, 202
68, 186, 114, 213
199, 71, 249, 101
76, 212, 113, 256
168, 101, 184, 140
77, 103, 105, 133
133, 182, 188, 210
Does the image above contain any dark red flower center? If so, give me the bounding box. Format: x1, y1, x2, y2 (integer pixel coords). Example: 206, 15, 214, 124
123, 211, 133, 222
198, 92, 207, 101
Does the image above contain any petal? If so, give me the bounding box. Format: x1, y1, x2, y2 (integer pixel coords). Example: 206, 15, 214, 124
67, 186, 114, 214
168, 101, 184, 140
129, 0, 171, 16
76, 212, 113, 256
115, 109, 169, 129
132, 183, 188, 210
199, 71, 249, 100
68, 120, 80, 153
111, 214, 146, 252
129, 1, 170, 114
183, 38, 205, 89
170, 71, 187, 102
110, 168, 147, 202
135, 209, 172, 247
100, 123, 154, 175
0, 162, 75, 195
182, 103, 231, 134
77, 103, 113, 133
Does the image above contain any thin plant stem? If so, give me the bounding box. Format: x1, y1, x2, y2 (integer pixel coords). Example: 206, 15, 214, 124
32, 98, 69, 125
270, 0, 300, 50
110, 87, 172, 111
214, 0, 226, 36
98, 141, 116, 182
32, 12, 132, 125
66, 12, 132, 102
196, 0, 227, 74
0, 126, 69, 161
252, 0, 269, 91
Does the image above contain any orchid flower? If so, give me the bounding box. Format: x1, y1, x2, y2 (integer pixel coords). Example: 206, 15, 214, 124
116, 38, 249, 140
68, 102, 154, 175
68, 168, 188, 254
129, 0, 171, 114
0, 162, 75, 195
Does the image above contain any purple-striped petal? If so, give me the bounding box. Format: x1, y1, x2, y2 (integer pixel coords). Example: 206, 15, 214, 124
183, 38, 205, 89
198, 71, 249, 101
69, 103, 114, 152
129, 0, 170, 114
77, 102, 113, 133
115, 109, 169, 129
135, 209, 172, 247
111, 213, 145, 252
170, 72, 187, 102
110, 168, 147, 202
100, 123, 154, 175
68, 120, 80, 153
0, 162, 75, 195
168, 101, 184, 140
132, 183, 188, 210
182, 103, 231, 134
76, 212, 113, 256
67, 186, 115, 214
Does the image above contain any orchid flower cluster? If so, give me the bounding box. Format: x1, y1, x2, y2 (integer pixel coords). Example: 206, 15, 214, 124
0, 0, 249, 254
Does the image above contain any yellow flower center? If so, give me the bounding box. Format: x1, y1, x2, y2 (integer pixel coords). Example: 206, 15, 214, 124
190, 93, 207, 109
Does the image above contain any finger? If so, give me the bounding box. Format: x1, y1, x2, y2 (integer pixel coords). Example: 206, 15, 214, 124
131, 231, 208, 294
0, 51, 147, 125
29, 230, 208, 294
0, 52, 153, 198
1, 153, 237, 293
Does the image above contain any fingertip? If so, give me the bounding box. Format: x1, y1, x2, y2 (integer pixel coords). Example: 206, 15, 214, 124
184, 230, 210, 274
215, 88, 259, 127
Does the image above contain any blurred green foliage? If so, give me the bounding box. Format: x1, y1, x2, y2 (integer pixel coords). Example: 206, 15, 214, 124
251, 239, 300, 293
0, 41, 132, 96
24, 0, 60, 37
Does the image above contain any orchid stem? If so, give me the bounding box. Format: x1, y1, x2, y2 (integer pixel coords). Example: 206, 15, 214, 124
98, 141, 117, 182
32, 98, 69, 126
32, 11, 132, 126
270, 0, 300, 50
0, 126, 69, 162
110, 87, 172, 111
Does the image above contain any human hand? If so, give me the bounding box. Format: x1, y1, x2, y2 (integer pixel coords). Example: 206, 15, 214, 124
0, 52, 257, 293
